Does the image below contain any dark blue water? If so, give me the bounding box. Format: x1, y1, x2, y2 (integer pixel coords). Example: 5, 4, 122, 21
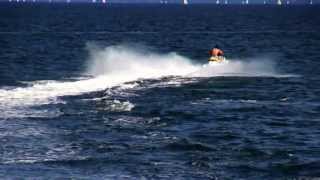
1, 3, 320, 179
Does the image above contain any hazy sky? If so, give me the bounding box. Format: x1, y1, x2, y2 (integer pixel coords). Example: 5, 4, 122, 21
1, 0, 317, 3
75, 0, 316, 3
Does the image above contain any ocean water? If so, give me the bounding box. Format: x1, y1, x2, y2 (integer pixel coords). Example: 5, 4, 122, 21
0, 3, 320, 179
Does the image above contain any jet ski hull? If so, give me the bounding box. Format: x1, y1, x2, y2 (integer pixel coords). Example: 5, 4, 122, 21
208, 56, 226, 63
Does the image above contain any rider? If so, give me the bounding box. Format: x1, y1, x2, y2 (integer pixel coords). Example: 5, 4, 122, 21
210, 45, 224, 57
209, 45, 224, 62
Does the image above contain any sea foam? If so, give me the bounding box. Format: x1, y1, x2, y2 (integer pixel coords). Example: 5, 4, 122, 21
0, 44, 286, 118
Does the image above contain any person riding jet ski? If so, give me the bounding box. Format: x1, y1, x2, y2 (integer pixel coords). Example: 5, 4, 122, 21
209, 45, 225, 62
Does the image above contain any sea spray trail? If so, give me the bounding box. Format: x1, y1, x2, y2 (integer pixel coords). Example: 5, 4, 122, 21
85, 44, 285, 79
0, 44, 287, 118
0, 45, 199, 118
190, 58, 280, 77
85, 44, 199, 77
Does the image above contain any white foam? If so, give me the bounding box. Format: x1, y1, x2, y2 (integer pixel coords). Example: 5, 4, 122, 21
85, 44, 198, 78
103, 100, 135, 112
0, 44, 198, 118
190, 59, 280, 77
0, 44, 292, 118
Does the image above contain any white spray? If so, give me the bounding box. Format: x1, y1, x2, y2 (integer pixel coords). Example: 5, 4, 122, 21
0, 44, 285, 118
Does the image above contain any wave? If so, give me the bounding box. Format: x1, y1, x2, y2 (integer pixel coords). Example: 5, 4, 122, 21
190, 59, 280, 77
0, 44, 294, 118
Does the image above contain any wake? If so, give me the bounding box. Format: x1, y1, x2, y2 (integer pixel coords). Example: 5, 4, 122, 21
0, 44, 291, 118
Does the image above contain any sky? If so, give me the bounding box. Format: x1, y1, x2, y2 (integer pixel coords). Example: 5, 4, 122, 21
110, 0, 315, 3
110, 0, 314, 3
1, 0, 317, 4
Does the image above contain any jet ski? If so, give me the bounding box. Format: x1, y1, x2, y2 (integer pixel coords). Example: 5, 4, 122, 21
203, 56, 228, 67
209, 56, 226, 63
